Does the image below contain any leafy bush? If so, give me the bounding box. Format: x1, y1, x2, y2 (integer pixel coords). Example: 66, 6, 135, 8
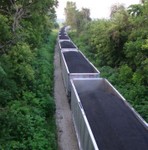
0, 33, 57, 149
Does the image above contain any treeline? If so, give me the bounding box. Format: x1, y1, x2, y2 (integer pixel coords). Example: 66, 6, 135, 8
0, 0, 57, 149
65, 1, 148, 121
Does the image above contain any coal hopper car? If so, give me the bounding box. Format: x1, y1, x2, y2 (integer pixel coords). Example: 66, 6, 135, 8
71, 78, 148, 150
59, 40, 78, 52
60, 51, 100, 95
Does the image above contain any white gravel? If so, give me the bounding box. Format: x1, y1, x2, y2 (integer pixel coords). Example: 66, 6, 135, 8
54, 43, 79, 150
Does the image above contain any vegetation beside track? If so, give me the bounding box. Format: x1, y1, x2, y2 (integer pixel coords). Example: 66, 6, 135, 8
0, 0, 58, 149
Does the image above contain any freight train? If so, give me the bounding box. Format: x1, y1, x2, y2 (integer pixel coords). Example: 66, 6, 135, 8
57, 26, 148, 150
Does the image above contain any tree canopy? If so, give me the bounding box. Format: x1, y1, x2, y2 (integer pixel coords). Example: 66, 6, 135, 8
0, 0, 58, 149
64, 1, 91, 31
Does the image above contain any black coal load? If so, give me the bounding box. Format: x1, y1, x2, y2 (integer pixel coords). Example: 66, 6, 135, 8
59, 32, 67, 36
60, 26, 65, 32
59, 30, 66, 36
60, 41, 77, 49
63, 51, 97, 73
76, 88, 148, 150
59, 35, 69, 40
59, 27, 67, 35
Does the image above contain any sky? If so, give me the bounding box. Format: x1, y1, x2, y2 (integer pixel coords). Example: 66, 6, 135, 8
56, 0, 140, 20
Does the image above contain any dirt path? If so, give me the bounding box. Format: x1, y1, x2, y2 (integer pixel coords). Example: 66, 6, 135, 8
54, 43, 79, 150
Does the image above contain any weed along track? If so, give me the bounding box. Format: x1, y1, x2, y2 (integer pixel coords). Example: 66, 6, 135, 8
56, 26, 148, 150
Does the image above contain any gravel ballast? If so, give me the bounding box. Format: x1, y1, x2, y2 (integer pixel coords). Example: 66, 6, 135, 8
54, 43, 79, 150
76, 87, 148, 150
63, 51, 97, 73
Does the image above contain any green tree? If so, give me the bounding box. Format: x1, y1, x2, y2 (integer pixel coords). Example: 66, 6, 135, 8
0, 0, 57, 148
76, 8, 91, 32
64, 1, 77, 28
64, 1, 91, 32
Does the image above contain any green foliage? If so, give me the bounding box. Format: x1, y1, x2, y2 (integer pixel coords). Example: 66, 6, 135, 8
0, 34, 57, 149
0, 64, 6, 78
0, 14, 11, 42
64, 1, 77, 28
64, 1, 91, 32
69, 2, 148, 122
0, 100, 56, 150
0, 0, 58, 148
118, 65, 133, 84
8, 43, 35, 79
